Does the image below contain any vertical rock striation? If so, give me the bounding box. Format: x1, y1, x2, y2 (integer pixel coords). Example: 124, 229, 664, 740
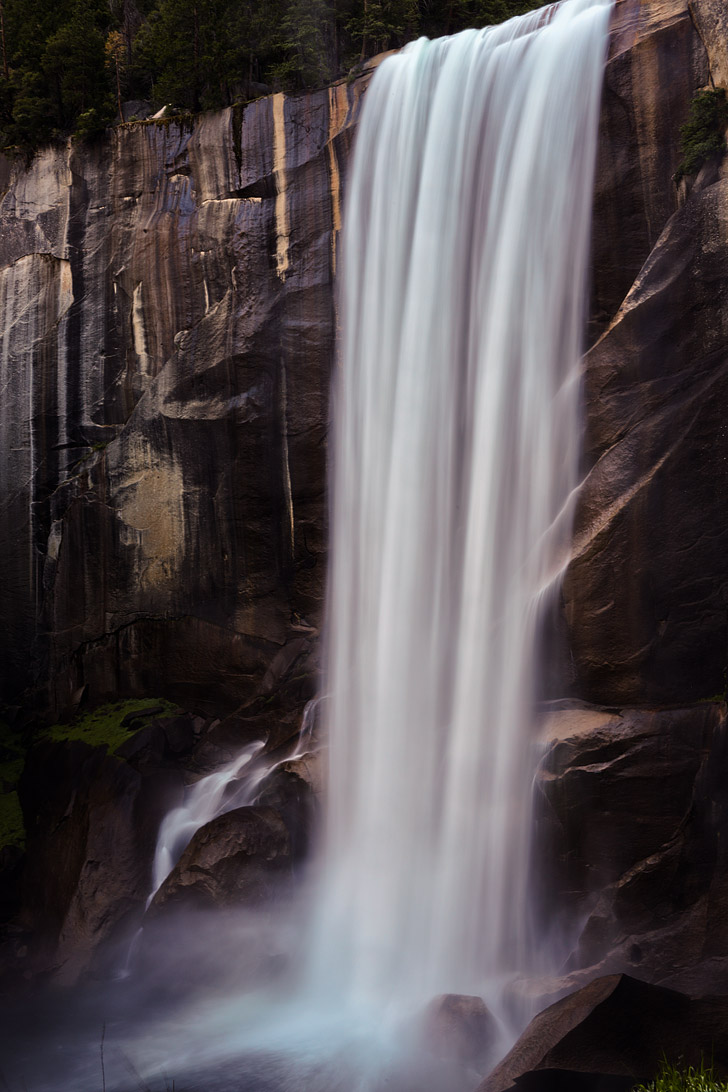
0, 77, 371, 716
0, 2, 721, 717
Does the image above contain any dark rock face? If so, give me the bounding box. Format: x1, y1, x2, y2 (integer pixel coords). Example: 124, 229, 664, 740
566, 168, 728, 705
589, 0, 710, 342
562, 0, 728, 707
534, 703, 728, 993
0, 76, 372, 717
529, 0, 728, 1004
149, 804, 291, 912
1, 716, 319, 984
479, 974, 728, 1092
14, 737, 181, 984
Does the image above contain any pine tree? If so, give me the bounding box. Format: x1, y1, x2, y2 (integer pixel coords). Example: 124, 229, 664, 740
271, 0, 336, 89
42, 0, 113, 134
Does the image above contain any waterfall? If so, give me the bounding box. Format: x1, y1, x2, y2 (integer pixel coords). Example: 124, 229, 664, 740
148, 741, 266, 901
0, 8, 616, 1091
314, 0, 612, 1012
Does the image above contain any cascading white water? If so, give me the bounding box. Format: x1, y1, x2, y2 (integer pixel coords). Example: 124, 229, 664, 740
314, 0, 612, 1013
149, 742, 266, 899
148, 699, 321, 904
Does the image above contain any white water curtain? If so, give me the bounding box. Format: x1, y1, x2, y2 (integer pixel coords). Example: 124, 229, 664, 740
315, 0, 612, 1011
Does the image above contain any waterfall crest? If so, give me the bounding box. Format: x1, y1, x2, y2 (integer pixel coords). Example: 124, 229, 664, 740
315, 0, 612, 1011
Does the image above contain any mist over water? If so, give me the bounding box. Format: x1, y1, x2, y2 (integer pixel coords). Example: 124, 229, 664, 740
1, 5, 612, 1089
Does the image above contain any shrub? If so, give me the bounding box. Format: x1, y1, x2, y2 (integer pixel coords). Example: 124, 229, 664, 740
676, 87, 728, 180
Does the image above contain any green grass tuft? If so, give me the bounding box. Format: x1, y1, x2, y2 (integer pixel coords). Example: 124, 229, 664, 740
633, 1059, 728, 1092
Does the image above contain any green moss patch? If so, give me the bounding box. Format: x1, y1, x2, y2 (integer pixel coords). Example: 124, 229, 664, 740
43, 698, 179, 755
0, 791, 24, 850
0, 720, 27, 849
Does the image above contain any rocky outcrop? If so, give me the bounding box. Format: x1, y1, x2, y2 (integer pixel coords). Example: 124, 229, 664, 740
11, 735, 181, 984
149, 805, 292, 912
480, 974, 728, 1092
2, 714, 318, 983
689, 0, 728, 89
563, 0, 728, 706
534, 702, 728, 993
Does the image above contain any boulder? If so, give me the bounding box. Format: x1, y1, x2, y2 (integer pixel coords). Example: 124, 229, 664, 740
255, 756, 320, 862
479, 974, 728, 1092
422, 993, 499, 1066
159, 714, 196, 755
149, 805, 291, 913
120, 703, 166, 727
121, 100, 153, 121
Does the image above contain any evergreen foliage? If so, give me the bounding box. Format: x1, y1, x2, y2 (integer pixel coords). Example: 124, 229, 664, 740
676, 87, 728, 180
0, 0, 537, 152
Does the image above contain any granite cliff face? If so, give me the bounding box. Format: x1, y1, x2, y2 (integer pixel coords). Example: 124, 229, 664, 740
569, 0, 727, 706
0, 77, 371, 719
1, 0, 728, 1009
537, 0, 728, 1021
1, 1, 724, 721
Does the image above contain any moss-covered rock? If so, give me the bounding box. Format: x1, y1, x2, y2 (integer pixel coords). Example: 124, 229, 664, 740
41, 698, 179, 755
0, 699, 178, 854
0, 720, 27, 850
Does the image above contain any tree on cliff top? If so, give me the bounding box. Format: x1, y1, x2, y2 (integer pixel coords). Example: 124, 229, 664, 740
0, 0, 114, 145
0, 0, 541, 150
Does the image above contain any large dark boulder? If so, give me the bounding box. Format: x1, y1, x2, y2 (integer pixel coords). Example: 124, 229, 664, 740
479, 974, 728, 1092
149, 804, 291, 913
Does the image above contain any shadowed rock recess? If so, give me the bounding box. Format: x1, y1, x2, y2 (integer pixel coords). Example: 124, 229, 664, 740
1, 0, 728, 1077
